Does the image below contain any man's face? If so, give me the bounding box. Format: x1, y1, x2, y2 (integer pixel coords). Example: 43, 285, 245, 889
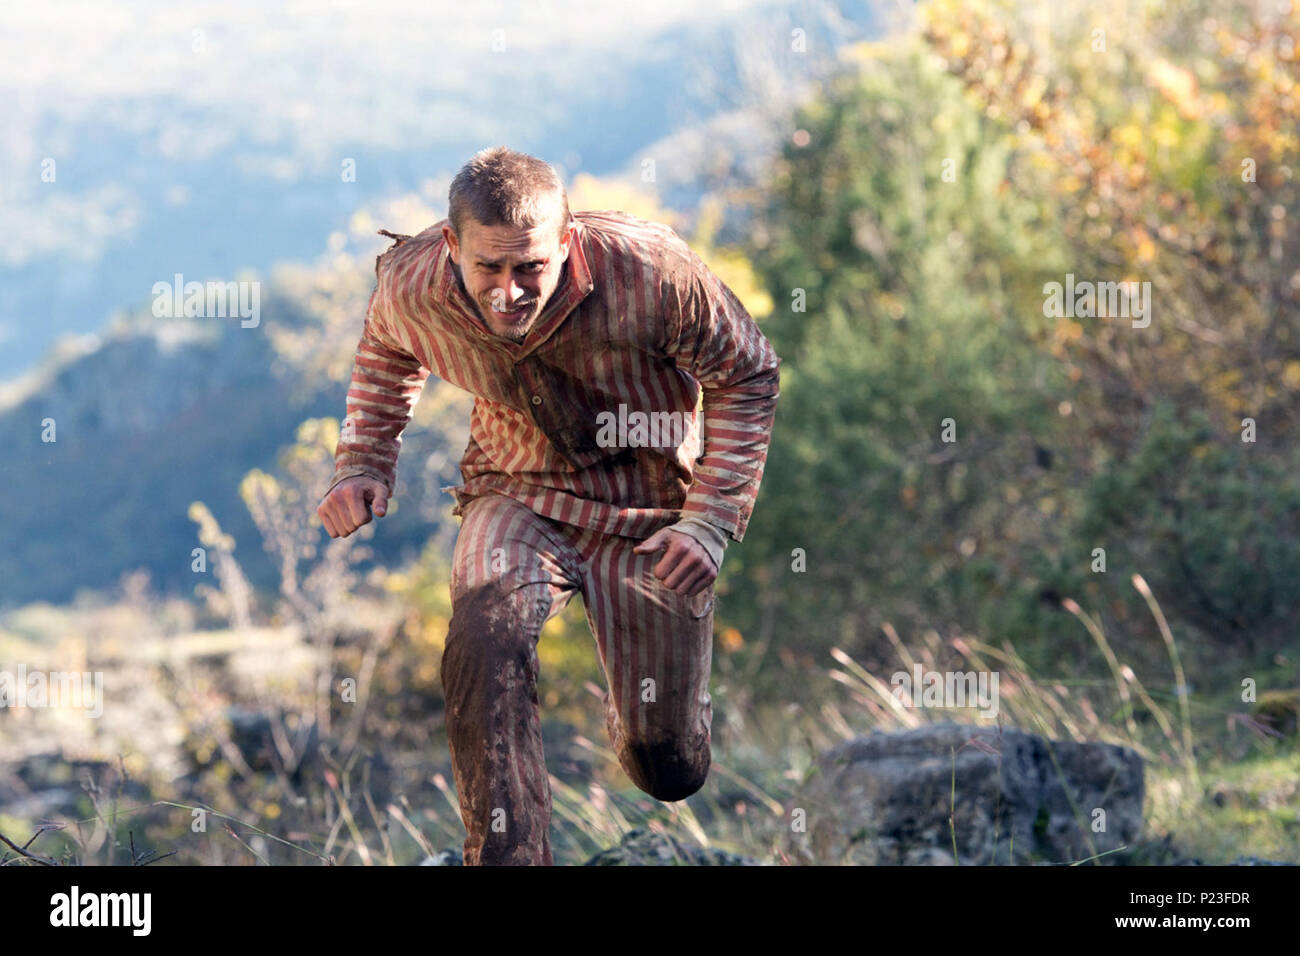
443, 213, 575, 342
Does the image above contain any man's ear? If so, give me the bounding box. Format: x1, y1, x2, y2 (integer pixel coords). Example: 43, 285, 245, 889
560, 221, 576, 261
442, 224, 459, 263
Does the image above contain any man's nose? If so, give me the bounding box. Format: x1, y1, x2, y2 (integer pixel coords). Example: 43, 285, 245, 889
510, 279, 526, 303
495, 279, 526, 308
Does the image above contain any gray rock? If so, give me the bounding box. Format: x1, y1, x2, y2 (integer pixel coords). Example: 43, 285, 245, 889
224, 706, 275, 771
1179, 855, 1297, 866
419, 849, 463, 865
786, 723, 1144, 865
416, 829, 760, 866
1223, 856, 1296, 865
1072, 833, 1296, 866
584, 827, 762, 866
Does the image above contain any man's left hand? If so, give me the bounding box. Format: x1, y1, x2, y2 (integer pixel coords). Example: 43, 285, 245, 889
633, 528, 718, 597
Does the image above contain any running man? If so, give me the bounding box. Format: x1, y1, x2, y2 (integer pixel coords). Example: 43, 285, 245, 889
316, 146, 781, 865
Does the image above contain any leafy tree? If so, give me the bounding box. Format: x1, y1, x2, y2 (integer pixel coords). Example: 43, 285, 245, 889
922, 0, 1300, 663
728, 38, 1073, 686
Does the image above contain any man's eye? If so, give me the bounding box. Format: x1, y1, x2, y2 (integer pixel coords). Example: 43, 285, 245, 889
522, 264, 543, 273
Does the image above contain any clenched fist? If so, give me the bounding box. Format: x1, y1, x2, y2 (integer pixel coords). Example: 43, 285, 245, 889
317, 476, 389, 538
633, 527, 718, 597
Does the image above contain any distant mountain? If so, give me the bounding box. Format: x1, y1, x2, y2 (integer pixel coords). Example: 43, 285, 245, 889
0, 289, 452, 609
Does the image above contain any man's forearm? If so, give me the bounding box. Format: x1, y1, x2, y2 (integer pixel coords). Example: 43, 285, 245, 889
322, 307, 430, 503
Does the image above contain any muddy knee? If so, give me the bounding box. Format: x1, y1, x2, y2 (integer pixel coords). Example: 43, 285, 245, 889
621, 736, 711, 802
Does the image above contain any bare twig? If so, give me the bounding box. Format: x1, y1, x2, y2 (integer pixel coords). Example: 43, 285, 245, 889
0, 829, 58, 866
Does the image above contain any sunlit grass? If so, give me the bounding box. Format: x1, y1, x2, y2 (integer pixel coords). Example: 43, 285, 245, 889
2, 564, 1296, 866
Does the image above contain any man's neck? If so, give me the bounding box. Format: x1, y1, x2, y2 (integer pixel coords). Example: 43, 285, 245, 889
450, 259, 470, 302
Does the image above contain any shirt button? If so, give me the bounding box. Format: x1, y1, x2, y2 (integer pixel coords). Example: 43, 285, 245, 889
531, 395, 543, 406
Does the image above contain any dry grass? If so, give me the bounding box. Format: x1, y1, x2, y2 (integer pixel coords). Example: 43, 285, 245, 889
2, 489, 1295, 866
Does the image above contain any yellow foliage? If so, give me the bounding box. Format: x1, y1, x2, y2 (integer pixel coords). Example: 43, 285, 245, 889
841, 40, 888, 66
123, 753, 147, 777
240, 469, 280, 502
1147, 58, 1201, 120
565, 173, 776, 320
567, 173, 678, 229
1022, 74, 1047, 109
421, 617, 447, 651
704, 249, 775, 320
297, 417, 340, 449
188, 501, 235, 551
1115, 124, 1143, 149
719, 627, 744, 652
1065, 320, 1084, 342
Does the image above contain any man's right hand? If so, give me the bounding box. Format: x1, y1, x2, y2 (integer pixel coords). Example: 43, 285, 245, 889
317, 476, 390, 538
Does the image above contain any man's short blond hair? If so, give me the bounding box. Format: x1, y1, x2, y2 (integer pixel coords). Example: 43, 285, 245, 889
448, 146, 571, 242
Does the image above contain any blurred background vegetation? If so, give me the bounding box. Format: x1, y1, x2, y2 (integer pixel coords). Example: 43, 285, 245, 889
2, 0, 1298, 865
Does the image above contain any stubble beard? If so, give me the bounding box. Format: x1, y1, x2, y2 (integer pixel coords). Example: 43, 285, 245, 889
483, 298, 536, 341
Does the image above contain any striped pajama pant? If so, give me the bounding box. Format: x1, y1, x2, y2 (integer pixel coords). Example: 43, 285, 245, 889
441, 491, 715, 866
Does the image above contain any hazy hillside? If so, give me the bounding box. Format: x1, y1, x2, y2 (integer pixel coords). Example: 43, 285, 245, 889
0, 285, 456, 609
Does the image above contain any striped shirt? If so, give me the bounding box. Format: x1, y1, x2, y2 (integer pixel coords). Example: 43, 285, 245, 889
323, 209, 781, 542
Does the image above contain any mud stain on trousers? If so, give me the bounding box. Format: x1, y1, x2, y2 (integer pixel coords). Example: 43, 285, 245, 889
441, 491, 714, 866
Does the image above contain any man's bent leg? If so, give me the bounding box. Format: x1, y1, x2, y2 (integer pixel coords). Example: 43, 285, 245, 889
442, 493, 579, 865
581, 533, 715, 802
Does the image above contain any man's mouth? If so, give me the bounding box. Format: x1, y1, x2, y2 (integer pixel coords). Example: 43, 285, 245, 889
492, 302, 533, 321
